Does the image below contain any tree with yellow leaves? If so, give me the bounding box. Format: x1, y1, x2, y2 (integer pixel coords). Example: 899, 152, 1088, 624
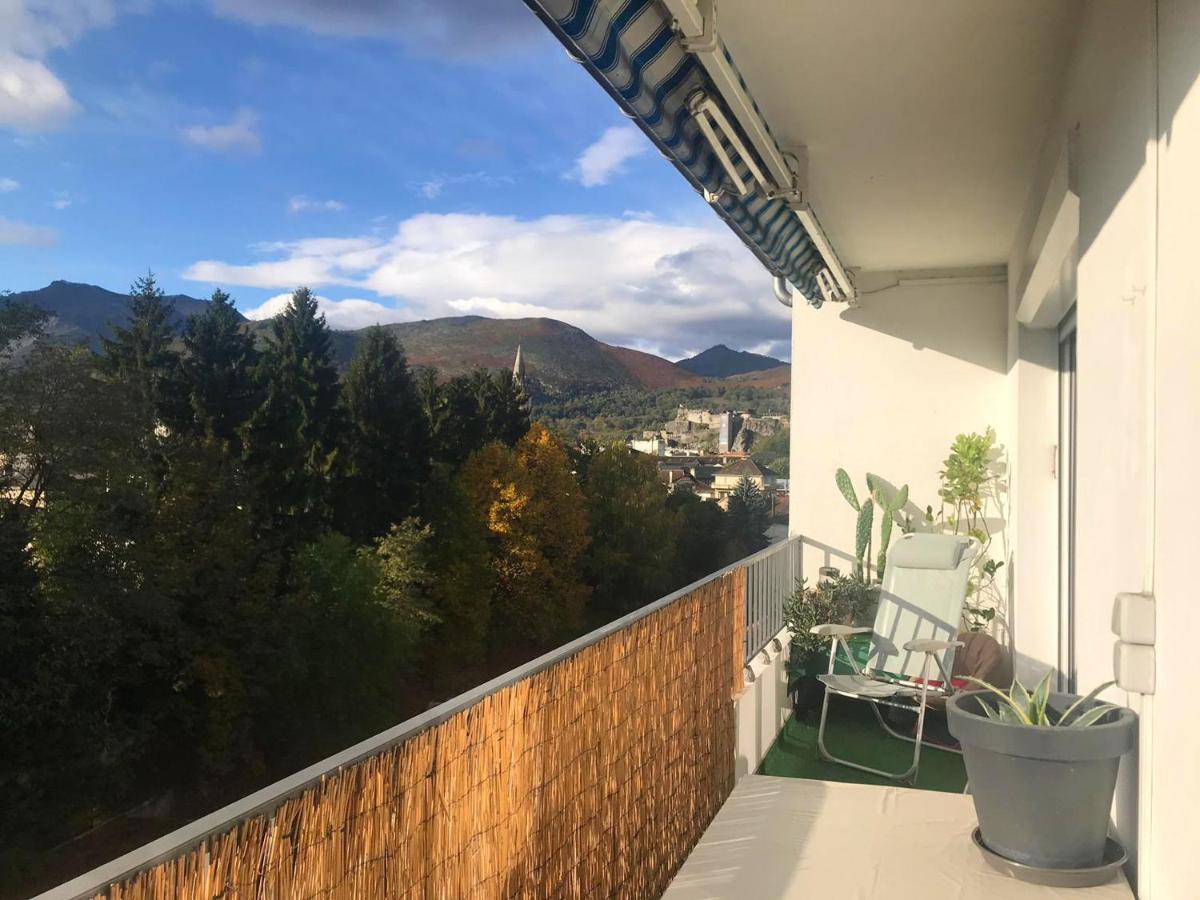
459, 423, 590, 646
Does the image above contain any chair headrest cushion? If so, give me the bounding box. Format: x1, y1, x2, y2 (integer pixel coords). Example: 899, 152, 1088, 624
888, 534, 969, 570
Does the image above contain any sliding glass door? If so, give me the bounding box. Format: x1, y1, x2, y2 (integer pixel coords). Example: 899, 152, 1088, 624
1057, 308, 1077, 693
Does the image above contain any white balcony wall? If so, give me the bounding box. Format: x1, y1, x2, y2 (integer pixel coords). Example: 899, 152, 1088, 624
1150, 2, 1200, 897
787, 276, 1010, 600
1007, 2, 1158, 886
733, 628, 792, 780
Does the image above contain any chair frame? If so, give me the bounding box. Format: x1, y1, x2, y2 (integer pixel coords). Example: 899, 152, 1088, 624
814, 630, 962, 784
810, 536, 980, 785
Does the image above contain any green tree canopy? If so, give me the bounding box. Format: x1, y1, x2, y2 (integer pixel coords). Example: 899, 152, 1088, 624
577, 443, 680, 618
726, 476, 771, 556
241, 287, 343, 539
173, 288, 259, 451
337, 326, 428, 541
100, 272, 179, 416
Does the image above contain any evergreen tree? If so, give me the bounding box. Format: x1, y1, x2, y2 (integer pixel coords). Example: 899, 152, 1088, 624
241, 287, 343, 541
174, 289, 259, 450
726, 476, 771, 555
101, 271, 179, 416
481, 368, 530, 446
424, 372, 489, 468
421, 368, 530, 470
666, 492, 740, 584
578, 443, 680, 617
337, 327, 428, 541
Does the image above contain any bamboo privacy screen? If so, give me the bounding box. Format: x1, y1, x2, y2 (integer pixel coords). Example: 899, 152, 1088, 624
95, 570, 746, 900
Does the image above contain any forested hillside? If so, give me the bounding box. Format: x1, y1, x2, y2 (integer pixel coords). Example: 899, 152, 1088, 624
0, 279, 774, 894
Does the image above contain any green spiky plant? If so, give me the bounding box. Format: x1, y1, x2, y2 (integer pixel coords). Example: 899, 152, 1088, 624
835, 469, 909, 579
964, 674, 1120, 728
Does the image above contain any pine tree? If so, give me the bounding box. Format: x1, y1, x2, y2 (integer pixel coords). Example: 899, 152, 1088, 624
241, 287, 342, 540
420, 369, 530, 470
175, 289, 259, 451
422, 372, 487, 469
101, 271, 179, 416
482, 368, 530, 446
727, 476, 771, 555
337, 327, 429, 541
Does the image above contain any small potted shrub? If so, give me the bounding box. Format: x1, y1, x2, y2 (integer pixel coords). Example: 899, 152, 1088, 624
947, 675, 1136, 872
783, 574, 874, 716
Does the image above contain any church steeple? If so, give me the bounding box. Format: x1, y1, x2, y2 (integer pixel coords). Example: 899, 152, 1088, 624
513, 344, 526, 383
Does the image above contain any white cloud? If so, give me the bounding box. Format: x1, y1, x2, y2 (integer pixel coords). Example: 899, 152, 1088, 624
0, 176, 18, 192
180, 107, 261, 155
0, 1, 120, 130
51, 190, 72, 209
417, 171, 511, 200
288, 195, 346, 214
210, 0, 541, 60
0, 215, 57, 246
0, 53, 78, 129
183, 211, 789, 356
242, 292, 410, 330
571, 126, 649, 187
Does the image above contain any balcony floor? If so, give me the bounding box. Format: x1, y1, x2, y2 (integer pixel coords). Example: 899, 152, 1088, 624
663, 775, 1134, 899
759, 697, 967, 793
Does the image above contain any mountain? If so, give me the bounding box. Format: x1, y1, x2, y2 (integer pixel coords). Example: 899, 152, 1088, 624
725, 364, 791, 389
10, 281, 782, 396
319, 316, 704, 394
676, 344, 787, 378
5, 280, 227, 347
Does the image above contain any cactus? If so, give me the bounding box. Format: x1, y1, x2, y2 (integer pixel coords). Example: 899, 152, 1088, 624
855, 499, 873, 575
836, 469, 910, 580
835, 468, 859, 511
869, 478, 908, 575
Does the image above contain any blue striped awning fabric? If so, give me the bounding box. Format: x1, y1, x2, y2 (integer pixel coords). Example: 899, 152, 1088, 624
525, 0, 827, 307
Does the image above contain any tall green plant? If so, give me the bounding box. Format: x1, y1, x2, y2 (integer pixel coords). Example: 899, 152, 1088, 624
836, 469, 909, 579
929, 427, 1004, 630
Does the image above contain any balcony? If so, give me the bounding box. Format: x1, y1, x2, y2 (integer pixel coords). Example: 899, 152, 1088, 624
37, 540, 771, 899
34, 535, 1134, 899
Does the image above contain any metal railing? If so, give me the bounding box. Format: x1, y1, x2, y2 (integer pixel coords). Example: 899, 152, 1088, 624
742, 536, 801, 661
742, 534, 865, 662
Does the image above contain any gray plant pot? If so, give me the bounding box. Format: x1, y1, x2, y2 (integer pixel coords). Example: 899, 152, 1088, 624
947, 691, 1136, 870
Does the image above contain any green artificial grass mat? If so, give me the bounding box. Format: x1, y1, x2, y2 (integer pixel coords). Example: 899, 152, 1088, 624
758, 696, 968, 793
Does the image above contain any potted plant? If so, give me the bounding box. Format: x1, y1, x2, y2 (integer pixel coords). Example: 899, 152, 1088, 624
783, 574, 874, 716
947, 675, 1136, 872
927, 427, 1006, 632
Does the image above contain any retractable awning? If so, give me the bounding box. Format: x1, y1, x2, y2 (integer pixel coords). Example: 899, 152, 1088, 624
525, 0, 854, 308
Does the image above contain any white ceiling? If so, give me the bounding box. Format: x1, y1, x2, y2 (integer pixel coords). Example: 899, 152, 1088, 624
718, 0, 1082, 272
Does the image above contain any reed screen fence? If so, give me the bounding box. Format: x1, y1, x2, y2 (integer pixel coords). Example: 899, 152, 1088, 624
83, 570, 746, 900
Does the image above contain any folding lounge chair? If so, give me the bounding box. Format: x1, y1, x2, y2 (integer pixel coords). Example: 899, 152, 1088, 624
809, 532, 982, 784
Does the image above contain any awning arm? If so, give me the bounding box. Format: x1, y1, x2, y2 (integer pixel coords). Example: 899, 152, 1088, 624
661, 0, 856, 304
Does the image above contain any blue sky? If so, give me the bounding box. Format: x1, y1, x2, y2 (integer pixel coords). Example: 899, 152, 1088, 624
0, 0, 790, 360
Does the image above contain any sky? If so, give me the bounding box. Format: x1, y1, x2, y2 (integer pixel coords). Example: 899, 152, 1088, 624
0, 0, 790, 361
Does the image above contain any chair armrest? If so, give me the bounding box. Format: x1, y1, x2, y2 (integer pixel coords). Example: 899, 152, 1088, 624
809, 624, 872, 638
903, 638, 965, 653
